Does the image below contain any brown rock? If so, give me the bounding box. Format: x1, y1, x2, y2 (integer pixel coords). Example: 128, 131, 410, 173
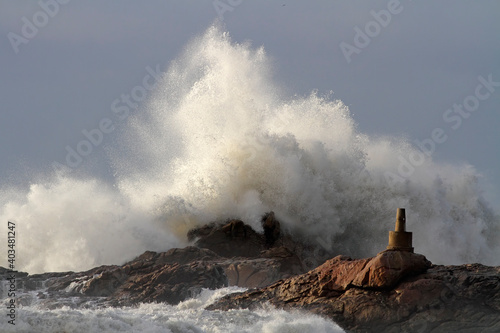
306, 250, 431, 294
208, 252, 500, 332
352, 250, 431, 289
221, 256, 303, 289
112, 260, 227, 305
39, 246, 228, 306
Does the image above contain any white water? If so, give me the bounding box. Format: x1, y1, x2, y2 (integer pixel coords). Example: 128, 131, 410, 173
1, 25, 500, 275
0, 288, 344, 333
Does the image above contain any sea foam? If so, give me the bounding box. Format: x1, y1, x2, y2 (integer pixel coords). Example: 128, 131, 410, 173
0, 287, 345, 333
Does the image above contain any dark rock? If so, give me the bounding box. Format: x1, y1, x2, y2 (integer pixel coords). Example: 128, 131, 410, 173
186, 218, 308, 288
262, 211, 280, 247
221, 219, 247, 238
188, 221, 265, 258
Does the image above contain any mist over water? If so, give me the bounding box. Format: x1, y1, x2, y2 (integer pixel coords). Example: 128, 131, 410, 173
1, 25, 499, 274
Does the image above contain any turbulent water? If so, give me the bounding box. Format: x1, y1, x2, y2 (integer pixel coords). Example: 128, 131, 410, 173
0, 287, 344, 333
0, 24, 499, 332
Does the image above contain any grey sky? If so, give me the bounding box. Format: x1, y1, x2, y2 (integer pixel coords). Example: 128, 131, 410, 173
1, 1, 499, 206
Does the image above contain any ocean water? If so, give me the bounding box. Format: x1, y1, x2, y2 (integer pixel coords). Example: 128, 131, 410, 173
0, 24, 499, 331
0, 287, 344, 333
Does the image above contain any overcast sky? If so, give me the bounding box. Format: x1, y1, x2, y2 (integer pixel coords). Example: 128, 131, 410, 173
1, 1, 499, 206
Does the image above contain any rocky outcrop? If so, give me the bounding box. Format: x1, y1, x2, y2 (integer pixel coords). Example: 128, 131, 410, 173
10, 247, 227, 307
321, 250, 431, 290
7, 217, 306, 307
111, 258, 226, 305
209, 251, 500, 333
185, 217, 306, 288
221, 246, 303, 288
6, 214, 500, 332
187, 220, 266, 258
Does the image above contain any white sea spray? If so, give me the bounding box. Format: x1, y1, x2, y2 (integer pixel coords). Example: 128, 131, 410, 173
1, 25, 499, 275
